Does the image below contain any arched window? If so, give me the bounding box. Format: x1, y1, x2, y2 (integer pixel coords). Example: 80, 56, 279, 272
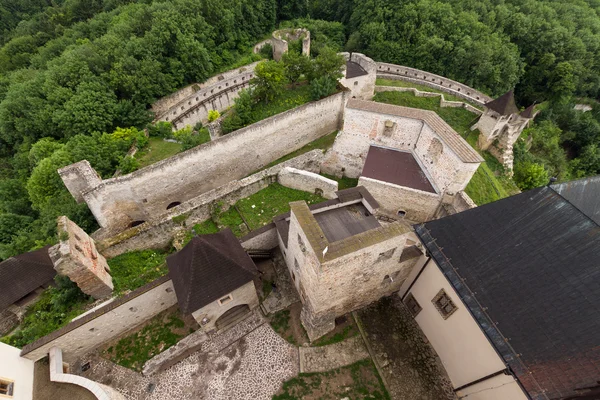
166, 202, 181, 210
129, 220, 145, 228
397, 210, 406, 218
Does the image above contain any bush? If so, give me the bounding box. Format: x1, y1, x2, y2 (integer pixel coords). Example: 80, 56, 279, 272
147, 121, 173, 138
173, 126, 210, 150
514, 162, 549, 190
118, 156, 140, 174
259, 43, 273, 59
251, 60, 287, 103
310, 76, 337, 100
207, 109, 220, 122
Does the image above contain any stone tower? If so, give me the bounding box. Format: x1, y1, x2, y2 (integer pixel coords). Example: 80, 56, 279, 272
471, 90, 536, 174
49, 216, 113, 299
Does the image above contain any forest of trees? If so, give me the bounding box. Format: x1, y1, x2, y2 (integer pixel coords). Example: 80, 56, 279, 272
1, 0, 600, 261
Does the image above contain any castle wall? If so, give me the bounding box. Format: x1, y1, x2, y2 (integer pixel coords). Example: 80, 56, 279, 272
358, 177, 441, 222
278, 167, 338, 199
376, 63, 492, 106
272, 29, 310, 61
340, 53, 377, 100
322, 105, 479, 194
375, 86, 483, 115
152, 62, 260, 127
21, 277, 177, 362
67, 92, 346, 233
95, 150, 324, 258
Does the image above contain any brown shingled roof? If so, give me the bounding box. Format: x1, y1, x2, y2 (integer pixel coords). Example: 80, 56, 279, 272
346, 99, 483, 163
167, 229, 257, 314
520, 103, 536, 119
484, 89, 519, 116
0, 246, 56, 310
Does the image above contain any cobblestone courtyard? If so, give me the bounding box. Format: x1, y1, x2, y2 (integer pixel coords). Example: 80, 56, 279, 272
82, 312, 299, 400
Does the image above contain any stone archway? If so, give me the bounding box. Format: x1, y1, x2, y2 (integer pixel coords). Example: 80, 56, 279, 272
215, 304, 251, 331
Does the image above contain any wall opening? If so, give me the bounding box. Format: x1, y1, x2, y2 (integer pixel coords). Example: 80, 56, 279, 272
397, 210, 406, 218
215, 304, 250, 330
129, 220, 146, 228
166, 201, 181, 210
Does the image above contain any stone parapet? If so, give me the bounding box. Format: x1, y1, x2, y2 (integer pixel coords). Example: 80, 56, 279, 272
278, 167, 338, 199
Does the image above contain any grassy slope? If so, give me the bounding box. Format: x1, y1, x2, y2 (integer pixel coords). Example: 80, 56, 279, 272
376, 78, 469, 103
135, 138, 182, 168
372, 91, 519, 205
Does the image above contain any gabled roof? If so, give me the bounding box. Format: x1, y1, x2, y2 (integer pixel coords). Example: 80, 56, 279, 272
520, 103, 536, 119
345, 60, 368, 79
167, 229, 257, 314
552, 175, 600, 225
415, 182, 600, 400
0, 246, 56, 310
346, 99, 484, 163
484, 89, 519, 116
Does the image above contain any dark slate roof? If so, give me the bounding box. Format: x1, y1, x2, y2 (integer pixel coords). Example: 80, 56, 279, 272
520, 103, 536, 119
484, 89, 519, 116
361, 146, 436, 193
167, 229, 257, 314
552, 175, 600, 225
415, 186, 600, 400
345, 60, 368, 79
0, 246, 56, 310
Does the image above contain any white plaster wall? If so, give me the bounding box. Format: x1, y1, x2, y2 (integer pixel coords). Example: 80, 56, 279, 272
22, 280, 178, 362
278, 167, 338, 199
358, 177, 441, 222
191, 281, 259, 332
74, 92, 346, 232
455, 373, 528, 400
408, 261, 507, 388
0, 342, 34, 400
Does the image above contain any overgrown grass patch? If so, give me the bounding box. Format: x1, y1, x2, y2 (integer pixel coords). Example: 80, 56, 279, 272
272, 359, 390, 400
259, 131, 338, 172
321, 173, 358, 190
376, 78, 471, 103
236, 183, 326, 230
103, 308, 190, 371
311, 322, 359, 347
108, 250, 168, 294
135, 138, 182, 168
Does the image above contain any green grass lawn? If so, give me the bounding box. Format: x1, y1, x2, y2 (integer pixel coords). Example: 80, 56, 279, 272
373, 91, 520, 205
375, 78, 467, 103
107, 250, 168, 294
103, 308, 188, 371
135, 137, 182, 168
236, 183, 325, 230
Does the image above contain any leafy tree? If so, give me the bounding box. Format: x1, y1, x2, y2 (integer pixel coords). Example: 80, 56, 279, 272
570, 145, 600, 178
310, 46, 344, 81
26, 149, 73, 210
514, 162, 549, 190
310, 75, 337, 100
29, 138, 64, 169
148, 121, 173, 138
250, 60, 287, 103
118, 156, 140, 174
282, 51, 311, 86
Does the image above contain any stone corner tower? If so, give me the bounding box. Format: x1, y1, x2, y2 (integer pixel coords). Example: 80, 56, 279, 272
49, 216, 113, 299
471, 89, 536, 174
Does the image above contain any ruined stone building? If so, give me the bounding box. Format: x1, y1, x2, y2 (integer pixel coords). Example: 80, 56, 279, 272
400, 176, 600, 399
167, 228, 259, 333
274, 187, 426, 340
322, 99, 483, 222
472, 90, 536, 173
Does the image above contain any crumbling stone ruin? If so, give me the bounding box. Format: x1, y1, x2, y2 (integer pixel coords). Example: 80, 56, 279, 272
49, 216, 113, 299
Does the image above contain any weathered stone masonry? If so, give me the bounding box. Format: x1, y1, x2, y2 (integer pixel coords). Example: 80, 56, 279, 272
60, 91, 347, 234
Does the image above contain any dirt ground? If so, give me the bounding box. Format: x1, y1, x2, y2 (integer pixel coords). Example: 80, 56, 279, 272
273, 359, 388, 400
357, 296, 456, 400
32, 358, 96, 400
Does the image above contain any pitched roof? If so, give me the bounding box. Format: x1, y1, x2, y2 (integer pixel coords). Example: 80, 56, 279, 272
362, 146, 437, 193
484, 89, 519, 115
345, 60, 368, 79
415, 184, 600, 400
552, 175, 600, 225
520, 103, 536, 119
0, 246, 56, 310
167, 229, 257, 314
346, 99, 483, 163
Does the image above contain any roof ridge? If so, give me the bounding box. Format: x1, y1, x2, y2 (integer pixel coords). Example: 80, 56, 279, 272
549, 185, 600, 228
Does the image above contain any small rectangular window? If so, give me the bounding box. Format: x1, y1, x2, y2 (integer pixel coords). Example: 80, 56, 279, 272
404, 293, 422, 317
0, 378, 14, 397
432, 289, 458, 319
218, 294, 233, 305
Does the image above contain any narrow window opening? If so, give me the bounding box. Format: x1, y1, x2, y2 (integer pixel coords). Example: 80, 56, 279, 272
167, 202, 181, 210
218, 294, 233, 305
130, 220, 145, 228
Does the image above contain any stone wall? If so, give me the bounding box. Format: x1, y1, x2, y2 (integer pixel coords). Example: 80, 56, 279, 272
191, 281, 259, 332
376, 63, 492, 106
322, 101, 481, 195
64, 91, 346, 233
21, 277, 177, 362
95, 150, 325, 258
239, 224, 278, 251
340, 53, 377, 100
278, 167, 338, 199
272, 28, 310, 61
152, 62, 260, 127
358, 177, 442, 222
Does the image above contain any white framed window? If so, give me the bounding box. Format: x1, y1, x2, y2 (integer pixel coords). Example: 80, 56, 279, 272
218, 294, 233, 305
0, 378, 14, 398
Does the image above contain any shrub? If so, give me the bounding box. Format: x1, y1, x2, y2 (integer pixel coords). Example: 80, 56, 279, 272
147, 121, 173, 138
174, 126, 210, 150
310, 76, 337, 101
514, 162, 549, 190
118, 156, 140, 174
259, 43, 273, 59
207, 109, 220, 122
251, 60, 287, 103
